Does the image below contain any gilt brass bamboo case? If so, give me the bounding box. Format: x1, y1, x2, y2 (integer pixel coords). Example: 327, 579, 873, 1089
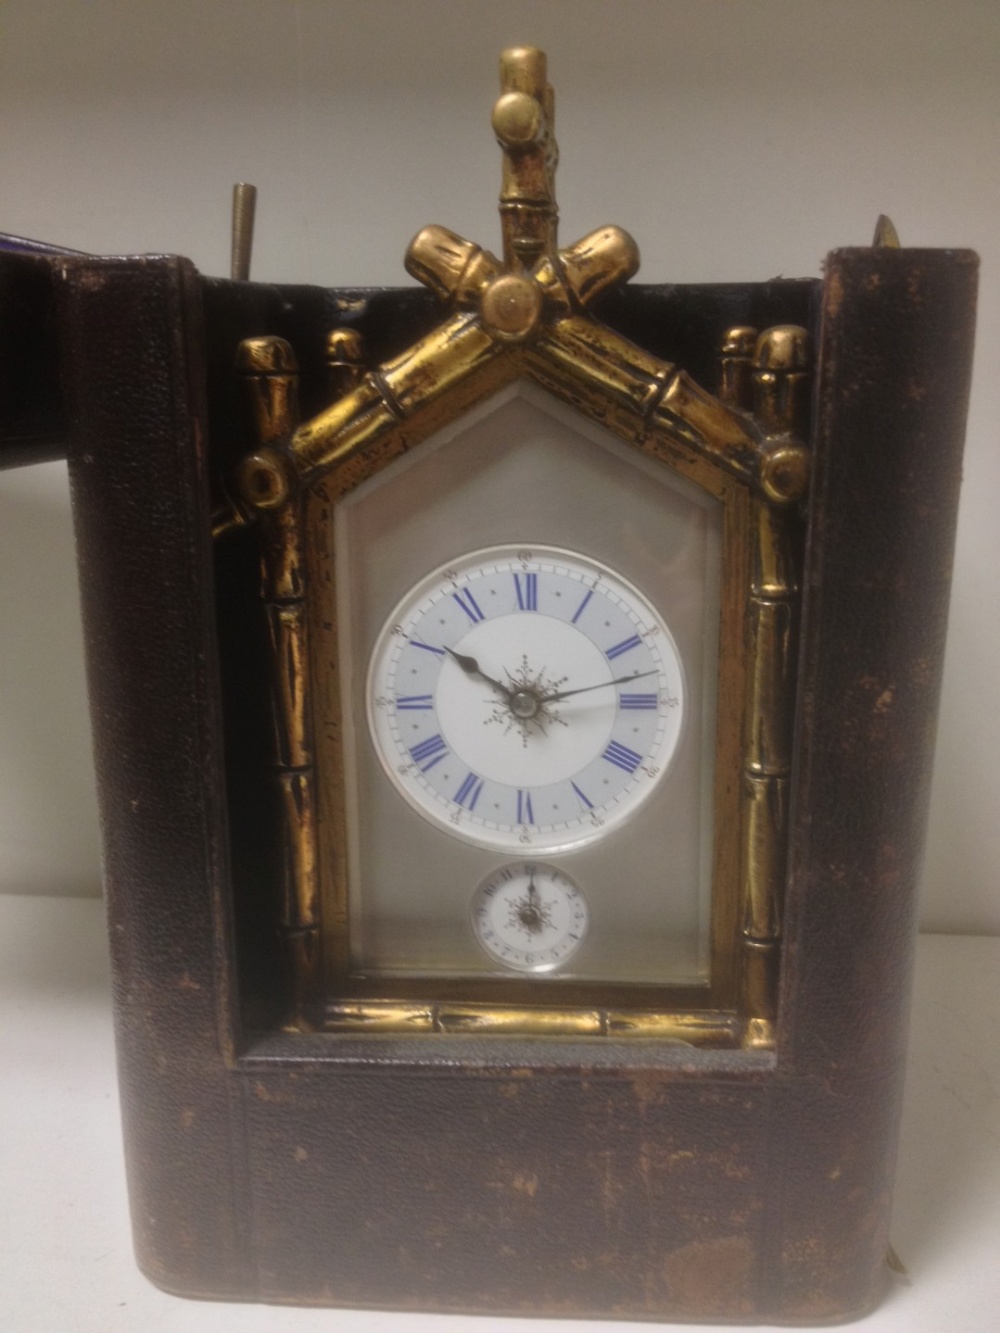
14, 46, 976, 1323
215, 48, 808, 1049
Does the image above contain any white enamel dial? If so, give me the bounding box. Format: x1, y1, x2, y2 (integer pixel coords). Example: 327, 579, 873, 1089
471, 862, 588, 973
367, 544, 685, 853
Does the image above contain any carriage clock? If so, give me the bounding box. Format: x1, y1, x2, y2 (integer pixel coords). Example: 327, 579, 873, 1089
0, 47, 976, 1323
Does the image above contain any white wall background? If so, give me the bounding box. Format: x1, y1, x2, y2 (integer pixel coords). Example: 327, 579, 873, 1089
0, 0, 996, 934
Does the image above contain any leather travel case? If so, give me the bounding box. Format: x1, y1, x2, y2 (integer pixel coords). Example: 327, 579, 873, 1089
0, 241, 977, 1322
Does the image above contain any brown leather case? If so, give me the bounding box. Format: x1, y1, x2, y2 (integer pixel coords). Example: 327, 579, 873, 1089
1, 244, 977, 1321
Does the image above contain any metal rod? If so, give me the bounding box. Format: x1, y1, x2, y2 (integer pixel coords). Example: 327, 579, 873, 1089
231, 182, 257, 280
873, 213, 901, 248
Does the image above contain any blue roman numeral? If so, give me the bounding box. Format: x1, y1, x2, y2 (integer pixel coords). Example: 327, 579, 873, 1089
410, 638, 445, 656
397, 694, 434, 710
516, 789, 534, 824
602, 740, 643, 774
514, 572, 538, 611
454, 772, 484, 811
409, 734, 448, 771
571, 589, 593, 624
452, 589, 485, 623
606, 633, 643, 660
619, 693, 658, 710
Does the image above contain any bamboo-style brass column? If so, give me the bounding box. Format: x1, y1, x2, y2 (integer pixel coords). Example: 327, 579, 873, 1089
493, 46, 558, 271
739, 325, 811, 1049
236, 337, 321, 1027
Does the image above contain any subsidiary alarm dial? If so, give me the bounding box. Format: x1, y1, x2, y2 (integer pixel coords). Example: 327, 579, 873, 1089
470, 861, 588, 973
367, 545, 685, 853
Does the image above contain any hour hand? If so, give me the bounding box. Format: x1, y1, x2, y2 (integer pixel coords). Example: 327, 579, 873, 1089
445, 647, 512, 698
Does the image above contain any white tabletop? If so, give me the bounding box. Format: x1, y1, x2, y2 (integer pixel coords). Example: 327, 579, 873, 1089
3, 895, 998, 1332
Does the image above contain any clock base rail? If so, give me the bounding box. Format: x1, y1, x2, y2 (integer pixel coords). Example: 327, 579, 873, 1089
322, 999, 743, 1046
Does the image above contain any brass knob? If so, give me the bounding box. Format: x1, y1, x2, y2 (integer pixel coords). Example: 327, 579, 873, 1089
480, 272, 543, 342
237, 448, 292, 511
759, 444, 810, 504
492, 91, 544, 148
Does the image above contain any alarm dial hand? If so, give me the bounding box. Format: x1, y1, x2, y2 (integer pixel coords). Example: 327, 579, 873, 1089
444, 647, 512, 698
544, 667, 659, 704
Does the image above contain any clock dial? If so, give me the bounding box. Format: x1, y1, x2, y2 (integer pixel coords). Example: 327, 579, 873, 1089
367, 545, 685, 852
470, 861, 588, 973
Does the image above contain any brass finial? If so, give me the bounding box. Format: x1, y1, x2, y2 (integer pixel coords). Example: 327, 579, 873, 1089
495, 47, 557, 270
754, 325, 811, 375
325, 328, 367, 398
873, 214, 901, 248
718, 326, 759, 410
403, 49, 638, 341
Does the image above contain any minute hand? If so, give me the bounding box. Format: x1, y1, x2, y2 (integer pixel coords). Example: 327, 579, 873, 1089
543, 668, 659, 704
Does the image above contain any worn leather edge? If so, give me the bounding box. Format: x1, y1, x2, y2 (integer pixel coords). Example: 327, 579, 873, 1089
766, 247, 978, 1319
56, 254, 253, 1297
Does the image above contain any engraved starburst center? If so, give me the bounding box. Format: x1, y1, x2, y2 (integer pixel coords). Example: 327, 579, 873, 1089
485, 655, 568, 744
